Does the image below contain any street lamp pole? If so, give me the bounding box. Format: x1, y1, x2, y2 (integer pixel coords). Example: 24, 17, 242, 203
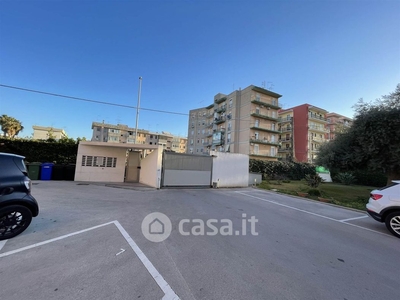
134, 76, 142, 144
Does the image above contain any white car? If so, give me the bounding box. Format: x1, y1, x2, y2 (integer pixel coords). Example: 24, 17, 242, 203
367, 180, 400, 238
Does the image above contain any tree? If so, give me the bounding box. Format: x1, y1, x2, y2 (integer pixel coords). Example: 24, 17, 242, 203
316, 84, 400, 184
0, 114, 24, 138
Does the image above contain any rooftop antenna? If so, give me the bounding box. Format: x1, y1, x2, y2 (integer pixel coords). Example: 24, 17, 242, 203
262, 81, 266, 88
267, 82, 274, 90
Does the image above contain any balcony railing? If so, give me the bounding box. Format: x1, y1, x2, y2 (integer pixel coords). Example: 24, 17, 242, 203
278, 117, 293, 123
308, 125, 328, 133
250, 110, 279, 121
279, 127, 292, 133
278, 147, 293, 152
249, 151, 278, 158
214, 116, 226, 124
250, 124, 280, 134
311, 138, 325, 143
279, 138, 292, 142
215, 97, 227, 104
251, 99, 281, 110
215, 105, 227, 113
250, 139, 279, 146
309, 114, 327, 122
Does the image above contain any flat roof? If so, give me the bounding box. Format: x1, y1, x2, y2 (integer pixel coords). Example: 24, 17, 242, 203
79, 141, 160, 150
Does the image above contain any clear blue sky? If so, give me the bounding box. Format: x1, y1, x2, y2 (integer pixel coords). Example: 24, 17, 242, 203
1, 0, 399, 139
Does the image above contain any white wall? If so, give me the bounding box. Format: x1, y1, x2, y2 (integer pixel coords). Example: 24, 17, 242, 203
140, 148, 162, 188
75, 144, 127, 182
211, 151, 249, 187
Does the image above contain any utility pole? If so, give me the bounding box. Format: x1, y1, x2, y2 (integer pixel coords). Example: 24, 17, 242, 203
134, 77, 142, 144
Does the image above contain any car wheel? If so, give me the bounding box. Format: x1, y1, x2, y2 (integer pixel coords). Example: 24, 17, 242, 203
385, 212, 400, 239
0, 205, 33, 240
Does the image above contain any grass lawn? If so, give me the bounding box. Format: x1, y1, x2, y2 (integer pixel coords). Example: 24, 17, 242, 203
258, 180, 378, 210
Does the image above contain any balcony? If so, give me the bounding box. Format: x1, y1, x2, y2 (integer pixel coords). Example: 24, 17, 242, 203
250, 124, 280, 134
214, 116, 226, 124
309, 113, 327, 122
251, 99, 281, 110
279, 138, 292, 142
215, 105, 227, 113
308, 125, 328, 133
206, 113, 214, 119
206, 122, 213, 128
278, 117, 293, 123
206, 132, 213, 137
278, 147, 293, 152
203, 141, 212, 147
249, 151, 278, 159
212, 139, 225, 146
312, 138, 325, 143
250, 110, 279, 121
215, 96, 227, 104
279, 127, 292, 133
206, 103, 214, 109
250, 139, 279, 146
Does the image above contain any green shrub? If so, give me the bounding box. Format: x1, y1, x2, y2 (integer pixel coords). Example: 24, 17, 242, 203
351, 170, 387, 187
0, 138, 78, 164
249, 159, 316, 181
308, 189, 321, 196
336, 172, 356, 185
304, 174, 322, 188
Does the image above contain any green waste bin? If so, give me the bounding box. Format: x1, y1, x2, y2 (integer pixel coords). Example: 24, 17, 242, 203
27, 162, 41, 180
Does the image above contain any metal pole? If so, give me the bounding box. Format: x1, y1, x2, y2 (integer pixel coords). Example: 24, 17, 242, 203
134, 77, 142, 144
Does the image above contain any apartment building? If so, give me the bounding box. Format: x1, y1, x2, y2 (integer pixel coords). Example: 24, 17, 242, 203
187, 85, 282, 161
32, 126, 67, 140
326, 112, 353, 140
278, 104, 328, 163
91, 122, 187, 153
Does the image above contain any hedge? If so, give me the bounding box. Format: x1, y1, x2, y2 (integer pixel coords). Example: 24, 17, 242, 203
249, 159, 316, 180
0, 138, 78, 164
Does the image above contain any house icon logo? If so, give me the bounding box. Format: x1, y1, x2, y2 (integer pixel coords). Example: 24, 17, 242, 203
149, 218, 164, 234
142, 212, 172, 242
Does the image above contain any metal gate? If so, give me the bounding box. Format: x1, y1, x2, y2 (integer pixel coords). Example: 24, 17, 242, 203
161, 152, 213, 187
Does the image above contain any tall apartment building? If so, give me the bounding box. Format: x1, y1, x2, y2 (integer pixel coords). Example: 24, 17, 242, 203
326, 112, 353, 140
91, 122, 187, 153
32, 126, 67, 140
187, 85, 282, 161
278, 104, 328, 163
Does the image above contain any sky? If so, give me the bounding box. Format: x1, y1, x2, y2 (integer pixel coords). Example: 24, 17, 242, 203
0, 0, 399, 139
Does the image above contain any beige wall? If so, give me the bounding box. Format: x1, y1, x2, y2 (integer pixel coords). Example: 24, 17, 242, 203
33, 127, 66, 140
75, 144, 128, 182
139, 147, 162, 188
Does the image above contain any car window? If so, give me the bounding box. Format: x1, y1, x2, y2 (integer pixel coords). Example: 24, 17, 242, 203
379, 182, 399, 191
13, 157, 27, 173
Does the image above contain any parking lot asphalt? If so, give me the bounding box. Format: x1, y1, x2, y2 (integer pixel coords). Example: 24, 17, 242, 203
1, 181, 398, 300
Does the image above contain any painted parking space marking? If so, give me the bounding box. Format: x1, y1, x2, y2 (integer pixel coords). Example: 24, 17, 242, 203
235, 191, 391, 238
0, 240, 7, 251
0, 220, 180, 300
339, 215, 369, 222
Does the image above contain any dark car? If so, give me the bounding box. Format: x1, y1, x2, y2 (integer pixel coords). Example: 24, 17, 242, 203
0, 153, 39, 240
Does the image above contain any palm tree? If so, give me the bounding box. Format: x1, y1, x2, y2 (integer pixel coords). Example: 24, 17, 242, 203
0, 114, 24, 138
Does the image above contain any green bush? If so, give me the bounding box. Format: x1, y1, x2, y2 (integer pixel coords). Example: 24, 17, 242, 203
308, 189, 321, 196
0, 138, 78, 164
304, 174, 322, 188
351, 170, 387, 187
249, 159, 316, 181
336, 172, 356, 185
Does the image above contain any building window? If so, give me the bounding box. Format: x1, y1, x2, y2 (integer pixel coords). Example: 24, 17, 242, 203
81, 155, 117, 168
229, 98, 233, 108
191, 130, 194, 135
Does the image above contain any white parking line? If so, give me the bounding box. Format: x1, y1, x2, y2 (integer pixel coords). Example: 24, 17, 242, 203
235, 191, 391, 237
114, 221, 180, 300
0, 221, 180, 300
339, 215, 369, 222
0, 240, 7, 251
